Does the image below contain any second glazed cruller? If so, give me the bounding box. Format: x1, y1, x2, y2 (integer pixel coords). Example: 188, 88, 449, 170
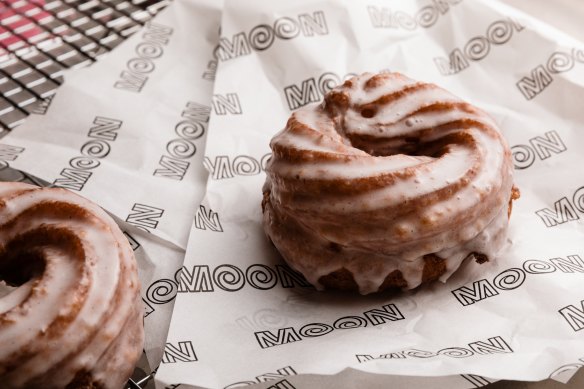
262, 72, 519, 294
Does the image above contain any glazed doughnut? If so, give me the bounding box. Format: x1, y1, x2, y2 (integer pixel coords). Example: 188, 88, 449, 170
0, 183, 143, 388
262, 72, 518, 294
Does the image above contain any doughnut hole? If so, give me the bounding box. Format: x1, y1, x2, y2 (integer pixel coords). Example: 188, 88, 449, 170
0, 226, 83, 289
347, 129, 473, 160
0, 248, 46, 287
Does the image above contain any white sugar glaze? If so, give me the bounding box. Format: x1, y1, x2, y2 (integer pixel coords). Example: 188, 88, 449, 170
263, 72, 516, 294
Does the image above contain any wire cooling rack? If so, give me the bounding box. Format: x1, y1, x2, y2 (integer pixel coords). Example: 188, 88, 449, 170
0, 0, 171, 132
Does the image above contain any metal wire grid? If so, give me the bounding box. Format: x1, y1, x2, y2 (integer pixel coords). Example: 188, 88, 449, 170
0, 0, 171, 132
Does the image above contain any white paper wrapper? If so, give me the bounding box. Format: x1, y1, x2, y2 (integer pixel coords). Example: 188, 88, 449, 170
0, 0, 221, 371
155, 0, 584, 387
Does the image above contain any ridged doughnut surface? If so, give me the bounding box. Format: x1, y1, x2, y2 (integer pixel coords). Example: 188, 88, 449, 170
262, 72, 518, 294
0, 183, 143, 388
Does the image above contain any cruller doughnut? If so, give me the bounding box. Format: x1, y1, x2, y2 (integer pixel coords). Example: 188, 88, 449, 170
262, 72, 519, 294
0, 182, 143, 388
